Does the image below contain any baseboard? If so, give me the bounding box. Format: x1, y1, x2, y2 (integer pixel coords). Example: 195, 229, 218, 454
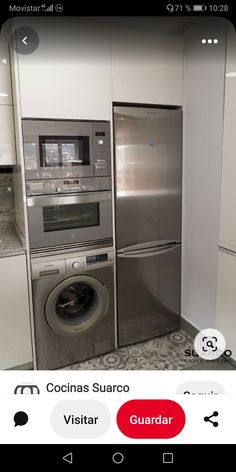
224, 355, 236, 368
180, 316, 199, 338
6, 362, 33, 370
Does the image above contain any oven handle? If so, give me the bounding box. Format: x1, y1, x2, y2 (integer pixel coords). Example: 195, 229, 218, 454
27, 191, 112, 207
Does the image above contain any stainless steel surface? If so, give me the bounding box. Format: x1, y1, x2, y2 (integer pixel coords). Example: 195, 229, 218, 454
27, 191, 112, 207
114, 105, 182, 346
30, 237, 113, 257
31, 247, 114, 279
22, 119, 111, 181
114, 106, 182, 249
27, 191, 112, 250
117, 239, 181, 254
117, 242, 181, 258
31, 247, 115, 369
23, 120, 113, 252
26, 176, 111, 196
117, 243, 181, 346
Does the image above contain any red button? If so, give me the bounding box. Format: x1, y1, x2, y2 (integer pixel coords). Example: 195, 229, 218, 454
117, 400, 185, 438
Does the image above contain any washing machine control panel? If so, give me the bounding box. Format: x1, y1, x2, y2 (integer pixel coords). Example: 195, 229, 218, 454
31, 248, 114, 279
66, 249, 114, 274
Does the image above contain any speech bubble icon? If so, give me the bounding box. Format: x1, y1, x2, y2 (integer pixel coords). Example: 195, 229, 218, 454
14, 411, 28, 427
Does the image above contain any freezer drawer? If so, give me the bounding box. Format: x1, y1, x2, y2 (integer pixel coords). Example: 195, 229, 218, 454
117, 244, 181, 346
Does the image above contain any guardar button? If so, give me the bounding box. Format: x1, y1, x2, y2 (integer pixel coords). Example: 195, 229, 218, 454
117, 400, 185, 438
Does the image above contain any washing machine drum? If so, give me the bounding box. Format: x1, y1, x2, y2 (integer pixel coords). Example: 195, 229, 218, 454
45, 275, 109, 336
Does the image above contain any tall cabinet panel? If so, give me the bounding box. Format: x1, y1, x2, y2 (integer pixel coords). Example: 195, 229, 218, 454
216, 28, 236, 360
0, 255, 32, 369
0, 38, 16, 165
216, 250, 236, 360
0, 38, 13, 105
0, 105, 16, 165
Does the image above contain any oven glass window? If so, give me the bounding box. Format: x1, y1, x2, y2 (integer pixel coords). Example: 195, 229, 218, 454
39, 136, 90, 167
43, 202, 99, 232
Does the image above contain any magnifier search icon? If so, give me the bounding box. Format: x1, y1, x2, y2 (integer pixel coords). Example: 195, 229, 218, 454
202, 336, 218, 352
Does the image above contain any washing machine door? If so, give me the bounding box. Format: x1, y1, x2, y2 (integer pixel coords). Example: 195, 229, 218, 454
45, 275, 109, 336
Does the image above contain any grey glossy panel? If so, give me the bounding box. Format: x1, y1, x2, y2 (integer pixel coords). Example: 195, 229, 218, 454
117, 245, 181, 346
22, 119, 111, 179
28, 197, 112, 250
114, 107, 182, 249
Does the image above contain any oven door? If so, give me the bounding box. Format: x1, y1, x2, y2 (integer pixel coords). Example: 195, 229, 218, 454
27, 192, 112, 250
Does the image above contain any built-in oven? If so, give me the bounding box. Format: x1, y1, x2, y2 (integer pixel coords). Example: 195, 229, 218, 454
22, 119, 113, 253
27, 191, 112, 252
22, 119, 111, 180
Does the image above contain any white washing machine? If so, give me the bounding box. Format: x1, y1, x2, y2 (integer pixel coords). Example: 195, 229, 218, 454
31, 247, 115, 369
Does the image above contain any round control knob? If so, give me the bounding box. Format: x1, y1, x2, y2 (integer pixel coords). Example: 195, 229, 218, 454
72, 261, 80, 270
56, 187, 62, 193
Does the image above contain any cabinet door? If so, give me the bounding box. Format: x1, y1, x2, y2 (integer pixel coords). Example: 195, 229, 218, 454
112, 31, 183, 105
0, 39, 12, 105
16, 20, 111, 120
216, 250, 236, 361
0, 254, 32, 369
0, 105, 16, 165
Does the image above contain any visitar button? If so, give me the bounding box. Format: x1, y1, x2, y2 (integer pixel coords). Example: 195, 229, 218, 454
117, 400, 185, 438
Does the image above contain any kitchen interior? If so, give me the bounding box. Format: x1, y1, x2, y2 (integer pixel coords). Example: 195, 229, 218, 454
0, 16, 235, 371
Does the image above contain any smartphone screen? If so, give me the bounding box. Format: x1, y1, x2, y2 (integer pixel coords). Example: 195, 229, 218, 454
0, 1, 235, 466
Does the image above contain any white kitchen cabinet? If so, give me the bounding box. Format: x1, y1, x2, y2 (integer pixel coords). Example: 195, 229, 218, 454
219, 29, 236, 252
0, 38, 13, 105
112, 31, 183, 105
15, 19, 112, 120
216, 250, 236, 361
13, 18, 184, 119
0, 105, 16, 165
0, 254, 32, 369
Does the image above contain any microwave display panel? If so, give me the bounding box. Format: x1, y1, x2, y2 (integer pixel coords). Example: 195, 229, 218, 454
39, 136, 90, 167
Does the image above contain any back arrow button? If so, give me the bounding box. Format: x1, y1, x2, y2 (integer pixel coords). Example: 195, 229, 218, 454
11, 27, 39, 55
63, 452, 73, 464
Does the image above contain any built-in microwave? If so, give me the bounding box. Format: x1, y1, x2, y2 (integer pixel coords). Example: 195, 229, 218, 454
22, 119, 111, 181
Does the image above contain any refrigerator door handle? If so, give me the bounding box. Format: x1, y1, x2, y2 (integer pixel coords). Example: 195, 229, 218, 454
117, 243, 180, 258
117, 240, 181, 255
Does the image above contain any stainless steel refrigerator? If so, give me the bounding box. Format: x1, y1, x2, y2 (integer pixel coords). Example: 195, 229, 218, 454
114, 105, 182, 347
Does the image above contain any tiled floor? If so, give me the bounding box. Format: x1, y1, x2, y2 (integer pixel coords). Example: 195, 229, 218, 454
64, 329, 235, 370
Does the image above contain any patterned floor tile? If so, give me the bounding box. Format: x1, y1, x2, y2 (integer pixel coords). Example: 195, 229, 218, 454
63, 328, 234, 371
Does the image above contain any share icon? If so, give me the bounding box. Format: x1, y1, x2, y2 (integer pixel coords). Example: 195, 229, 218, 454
204, 411, 219, 427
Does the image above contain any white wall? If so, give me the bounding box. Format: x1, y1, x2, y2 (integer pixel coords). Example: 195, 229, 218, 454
219, 28, 236, 252
216, 27, 236, 360
182, 25, 226, 330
